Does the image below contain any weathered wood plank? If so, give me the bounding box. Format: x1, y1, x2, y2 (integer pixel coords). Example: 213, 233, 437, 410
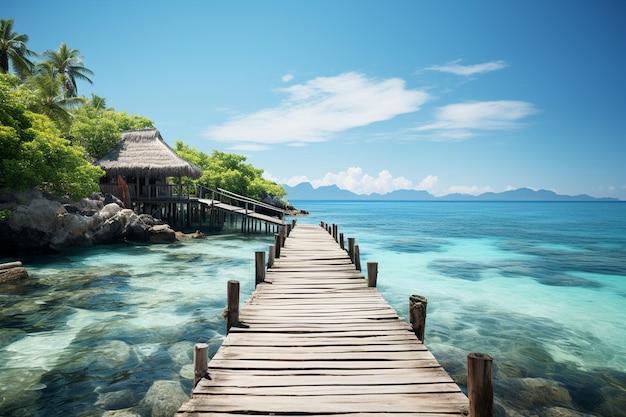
178, 394, 468, 413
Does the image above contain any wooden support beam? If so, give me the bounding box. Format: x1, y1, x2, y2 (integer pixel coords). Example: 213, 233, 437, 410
268, 245, 275, 268
255, 251, 266, 287
226, 280, 240, 334
367, 262, 378, 287
193, 343, 209, 388
467, 352, 494, 417
274, 234, 281, 258
409, 295, 427, 342
347, 237, 355, 262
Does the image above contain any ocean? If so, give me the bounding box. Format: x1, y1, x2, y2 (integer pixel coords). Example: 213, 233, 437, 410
1, 201, 625, 416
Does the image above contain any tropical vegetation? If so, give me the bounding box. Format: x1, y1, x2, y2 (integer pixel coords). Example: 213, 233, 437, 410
0, 18, 286, 202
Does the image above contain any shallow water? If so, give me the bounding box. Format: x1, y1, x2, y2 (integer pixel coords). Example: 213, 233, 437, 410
1, 201, 625, 416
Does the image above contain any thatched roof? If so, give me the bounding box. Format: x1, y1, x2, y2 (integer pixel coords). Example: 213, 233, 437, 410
96, 128, 203, 179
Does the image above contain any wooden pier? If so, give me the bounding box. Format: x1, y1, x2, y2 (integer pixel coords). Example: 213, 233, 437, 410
177, 223, 493, 416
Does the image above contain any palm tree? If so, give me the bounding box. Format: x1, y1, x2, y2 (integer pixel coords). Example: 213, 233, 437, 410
0, 18, 36, 78
88, 93, 108, 111
40, 42, 94, 98
23, 69, 86, 133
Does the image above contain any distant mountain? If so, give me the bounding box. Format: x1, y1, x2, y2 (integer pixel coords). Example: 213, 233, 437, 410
284, 183, 620, 202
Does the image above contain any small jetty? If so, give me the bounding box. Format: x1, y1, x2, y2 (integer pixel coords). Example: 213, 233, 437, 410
177, 223, 493, 417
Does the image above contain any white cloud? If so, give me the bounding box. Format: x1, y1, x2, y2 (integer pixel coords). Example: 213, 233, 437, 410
286, 167, 422, 195
447, 185, 494, 195
204, 72, 430, 146
417, 174, 439, 191
426, 60, 508, 76
415, 100, 537, 140
285, 175, 310, 187
281, 73, 294, 83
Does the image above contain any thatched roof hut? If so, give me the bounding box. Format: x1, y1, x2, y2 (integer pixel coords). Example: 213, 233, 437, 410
96, 128, 202, 179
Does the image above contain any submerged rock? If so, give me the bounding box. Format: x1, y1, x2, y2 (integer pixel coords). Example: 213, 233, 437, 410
140, 380, 188, 417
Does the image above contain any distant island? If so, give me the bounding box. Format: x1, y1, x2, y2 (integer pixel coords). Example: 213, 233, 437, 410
284, 183, 621, 202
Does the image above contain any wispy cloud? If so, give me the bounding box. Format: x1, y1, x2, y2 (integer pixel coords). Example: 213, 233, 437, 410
204, 72, 430, 147
414, 100, 537, 140
281, 73, 294, 83
426, 60, 508, 76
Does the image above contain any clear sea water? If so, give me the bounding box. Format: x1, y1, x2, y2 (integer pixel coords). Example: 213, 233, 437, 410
1, 201, 625, 416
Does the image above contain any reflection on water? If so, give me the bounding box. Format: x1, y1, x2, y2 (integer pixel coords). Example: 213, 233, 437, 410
2, 202, 626, 416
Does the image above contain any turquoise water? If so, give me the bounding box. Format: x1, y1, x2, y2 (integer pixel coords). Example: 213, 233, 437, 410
1, 201, 625, 416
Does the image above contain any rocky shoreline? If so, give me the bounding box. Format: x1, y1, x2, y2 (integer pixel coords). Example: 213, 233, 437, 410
0, 190, 180, 256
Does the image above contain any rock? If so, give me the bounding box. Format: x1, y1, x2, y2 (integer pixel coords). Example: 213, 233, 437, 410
175, 230, 206, 240
0, 267, 29, 283
103, 193, 124, 207
540, 406, 594, 417
148, 225, 176, 243
0, 189, 179, 254
141, 380, 188, 417
167, 341, 194, 366
496, 377, 572, 408
95, 389, 137, 410
102, 408, 141, 417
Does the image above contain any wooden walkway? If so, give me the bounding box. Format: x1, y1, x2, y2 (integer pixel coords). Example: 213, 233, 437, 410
197, 198, 285, 226
177, 224, 470, 416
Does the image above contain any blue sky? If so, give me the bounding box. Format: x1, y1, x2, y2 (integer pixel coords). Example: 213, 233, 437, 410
6, 1, 626, 199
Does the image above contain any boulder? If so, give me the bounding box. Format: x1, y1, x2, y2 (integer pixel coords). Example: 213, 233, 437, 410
0, 190, 179, 254
0, 266, 29, 283
148, 225, 177, 243
140, 380, 188, 417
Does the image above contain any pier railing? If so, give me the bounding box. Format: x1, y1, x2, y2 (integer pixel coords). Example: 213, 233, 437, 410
197, 185, 287, 220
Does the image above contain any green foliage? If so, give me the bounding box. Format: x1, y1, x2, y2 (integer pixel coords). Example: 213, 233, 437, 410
173, 141, 286, 201
0, 74, 103, 199
70, 103, 153, 160
0, 209, 12, 220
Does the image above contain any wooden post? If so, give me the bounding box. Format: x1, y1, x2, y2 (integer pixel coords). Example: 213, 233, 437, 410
339, 233, 345, 250
226, 280, 240, 334
274, 233, 281, 258
367, 262, 378, 287
354, 244, 361, 271
281, 228, 287, 247
193, 343, 209, 388
348, 237, 355, 262
268, 244, 275, 268
255, 251, 265, 287
332, 224, 338, 241
409, 295, 427, 342
467, 353, 494, 417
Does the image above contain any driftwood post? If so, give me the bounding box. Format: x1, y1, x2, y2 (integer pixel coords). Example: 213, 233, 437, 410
354, 244, 361, 271
409, 295, 428, 342
193, 343, 209, 388
268, 244, 275, 268
226, 280, 240, 334
255, 251, 265, 286
467, 353, 494, 417
367, 262, 378, 287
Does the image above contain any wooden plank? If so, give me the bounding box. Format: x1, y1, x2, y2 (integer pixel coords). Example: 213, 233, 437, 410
178, 394, 469, 413
207, 359, 444, 370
